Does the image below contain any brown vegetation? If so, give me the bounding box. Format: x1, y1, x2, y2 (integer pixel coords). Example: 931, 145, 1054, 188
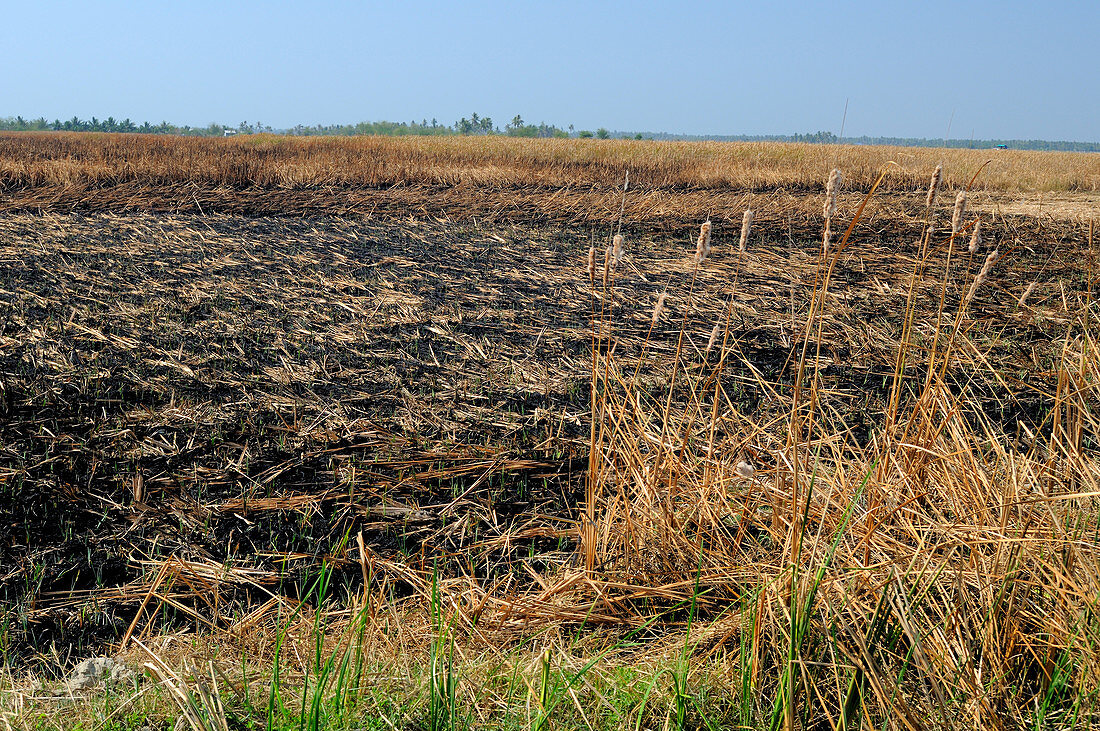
1, 132, 1098, 224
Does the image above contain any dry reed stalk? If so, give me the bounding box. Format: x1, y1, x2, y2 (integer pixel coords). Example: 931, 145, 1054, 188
968, 217, 982, 254
739, 209, 753, 253
951, 190, 967, 237
927, 164, 943, 208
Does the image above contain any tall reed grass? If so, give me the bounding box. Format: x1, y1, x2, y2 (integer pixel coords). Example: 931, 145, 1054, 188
580, 164, 1100, 728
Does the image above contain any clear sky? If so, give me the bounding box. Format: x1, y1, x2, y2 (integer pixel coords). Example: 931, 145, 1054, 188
4, 0, 1097, 140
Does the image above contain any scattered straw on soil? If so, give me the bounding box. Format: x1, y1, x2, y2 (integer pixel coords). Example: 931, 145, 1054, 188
1, 200, 1091, 659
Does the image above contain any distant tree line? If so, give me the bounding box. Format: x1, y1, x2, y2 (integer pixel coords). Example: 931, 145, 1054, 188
1, 115, 1097, 151
287, 114, 571, 139
0, 115, 278, 136
0, 113, 570, 139
647, 130, 1100, 152
842, 135, 1100, 152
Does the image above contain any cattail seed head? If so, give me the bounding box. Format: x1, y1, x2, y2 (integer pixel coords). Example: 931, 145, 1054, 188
695, 220, 712, 264
651, 290, 667, 325
586, 246, 596, 284
822, 218, 833, 253
951, 191, 967, 237
1019, 281, 1037, 306
739, 209, 753, 252
612, 234, 625, 264
968, 218, 981, 254
978, 247, 1000, 277
602, 245, 611, 286
735, 461, 756, 479
965, 248, 1000, 305
706, 322, 721, 353
927, 164, 943, 208
824, 168, 842, 219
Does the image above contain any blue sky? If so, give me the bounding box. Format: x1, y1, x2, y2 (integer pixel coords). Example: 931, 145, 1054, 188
4, 0, 1097, 140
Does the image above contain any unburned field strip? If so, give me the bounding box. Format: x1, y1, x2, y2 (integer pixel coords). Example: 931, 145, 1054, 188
1, 132, 1098, 229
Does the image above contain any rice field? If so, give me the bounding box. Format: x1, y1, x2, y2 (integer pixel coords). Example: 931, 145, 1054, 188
1, 132, 1098, 730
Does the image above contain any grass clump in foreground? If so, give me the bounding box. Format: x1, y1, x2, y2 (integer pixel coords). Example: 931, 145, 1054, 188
4, 165, 1100, 731
576, 167, 1100, 729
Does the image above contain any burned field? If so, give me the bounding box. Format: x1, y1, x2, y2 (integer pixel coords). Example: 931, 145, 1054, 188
1, 196, 1090, 661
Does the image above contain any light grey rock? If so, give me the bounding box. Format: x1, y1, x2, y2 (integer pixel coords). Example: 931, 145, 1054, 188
64, 657, 136, 693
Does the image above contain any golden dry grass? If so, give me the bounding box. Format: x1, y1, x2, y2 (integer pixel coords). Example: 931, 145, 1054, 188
1, 132, 1099, 197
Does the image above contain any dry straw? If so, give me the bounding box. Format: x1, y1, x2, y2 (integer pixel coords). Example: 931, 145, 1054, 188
951, 190, 968, 237
739, 209, 753, 253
